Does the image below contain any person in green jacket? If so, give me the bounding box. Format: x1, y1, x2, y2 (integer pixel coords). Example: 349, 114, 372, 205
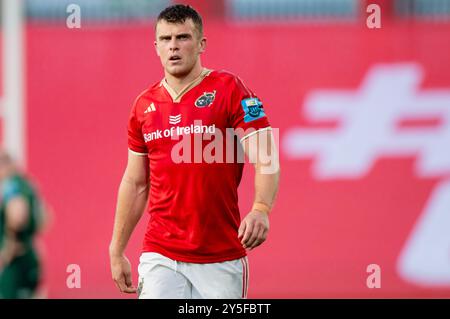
0, 150, 46, 299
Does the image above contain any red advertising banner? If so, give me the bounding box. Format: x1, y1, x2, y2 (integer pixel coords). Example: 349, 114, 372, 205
26, 21, 450, 298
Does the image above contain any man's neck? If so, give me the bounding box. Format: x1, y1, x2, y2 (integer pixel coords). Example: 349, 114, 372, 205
164, 63, 204, 94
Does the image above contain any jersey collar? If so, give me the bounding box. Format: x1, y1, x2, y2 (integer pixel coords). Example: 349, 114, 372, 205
161, 68, 212, 103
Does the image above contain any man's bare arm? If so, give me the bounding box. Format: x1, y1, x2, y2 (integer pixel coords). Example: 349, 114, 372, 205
5, 196, 29, 233
109, 150, 149, 293
0, 196, 30, 268
238, 128, 280, 250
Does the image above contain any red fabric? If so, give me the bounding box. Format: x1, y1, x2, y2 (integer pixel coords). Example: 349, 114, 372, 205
127, 70, 270, 263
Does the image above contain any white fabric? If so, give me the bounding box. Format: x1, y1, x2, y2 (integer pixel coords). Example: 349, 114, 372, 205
137, 252, 248, 299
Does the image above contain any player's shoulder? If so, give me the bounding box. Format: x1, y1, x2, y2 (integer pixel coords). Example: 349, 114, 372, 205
209, 69, 242, 85
131, 81, 164, 112
2, 175, 24, 199
209, 69, 253, 94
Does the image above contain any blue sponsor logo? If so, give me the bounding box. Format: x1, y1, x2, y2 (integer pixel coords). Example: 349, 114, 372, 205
241, 98, 266, 123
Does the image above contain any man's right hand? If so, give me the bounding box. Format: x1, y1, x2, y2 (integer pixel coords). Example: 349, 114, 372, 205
110, 254, 137, 294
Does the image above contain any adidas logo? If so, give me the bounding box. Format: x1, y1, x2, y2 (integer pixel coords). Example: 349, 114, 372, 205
144, 102, 156, 114
169, 114, 182, 125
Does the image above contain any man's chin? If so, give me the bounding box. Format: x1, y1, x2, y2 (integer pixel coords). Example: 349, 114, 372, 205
166, 66, 191, 78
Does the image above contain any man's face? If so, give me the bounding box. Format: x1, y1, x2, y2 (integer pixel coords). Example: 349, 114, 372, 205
155, 19, 206, 78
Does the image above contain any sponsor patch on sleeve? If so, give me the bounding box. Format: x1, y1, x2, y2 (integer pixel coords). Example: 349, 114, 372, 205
241, 98, 266, 123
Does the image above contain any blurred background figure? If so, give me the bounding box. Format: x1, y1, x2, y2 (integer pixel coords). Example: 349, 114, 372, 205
0, 150, 47, 299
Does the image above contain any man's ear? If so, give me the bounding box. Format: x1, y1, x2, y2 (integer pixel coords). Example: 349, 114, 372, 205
154, 41, 160, 57
199, 37, 207, 54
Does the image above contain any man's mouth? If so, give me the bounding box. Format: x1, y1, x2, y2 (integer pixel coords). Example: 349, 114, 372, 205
169, 55, 181, 61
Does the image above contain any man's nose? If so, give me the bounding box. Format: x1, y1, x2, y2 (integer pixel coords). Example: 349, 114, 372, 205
169, 38, 179, 51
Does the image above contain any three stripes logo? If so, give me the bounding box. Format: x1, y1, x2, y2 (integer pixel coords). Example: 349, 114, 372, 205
144, 102, 156, 114
169, 114, 182, 125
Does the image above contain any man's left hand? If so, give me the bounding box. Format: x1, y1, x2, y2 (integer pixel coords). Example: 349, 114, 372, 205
238, 210, 270, 250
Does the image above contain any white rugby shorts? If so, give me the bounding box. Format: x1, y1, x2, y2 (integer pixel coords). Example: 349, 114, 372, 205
137, 252, 249, 299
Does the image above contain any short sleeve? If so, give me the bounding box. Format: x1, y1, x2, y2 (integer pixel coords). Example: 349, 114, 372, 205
127, 99, 148, 155
228, 76, 271, 142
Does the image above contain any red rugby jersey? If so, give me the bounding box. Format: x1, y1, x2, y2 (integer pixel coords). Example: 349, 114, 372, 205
127, 69, 271, 263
